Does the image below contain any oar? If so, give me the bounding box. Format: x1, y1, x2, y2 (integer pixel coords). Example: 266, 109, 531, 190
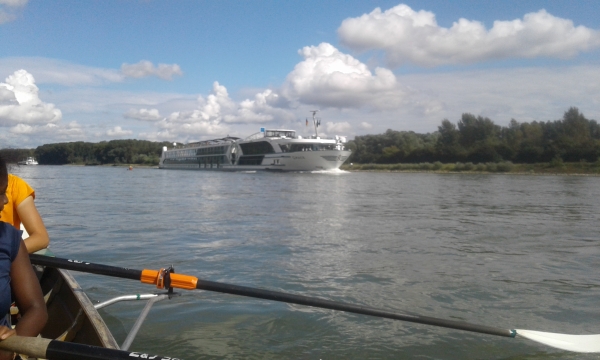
29, 254, 600, 353
0, 335, 179, 360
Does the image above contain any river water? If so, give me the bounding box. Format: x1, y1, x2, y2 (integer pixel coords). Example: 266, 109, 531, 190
10, 165, 600, 359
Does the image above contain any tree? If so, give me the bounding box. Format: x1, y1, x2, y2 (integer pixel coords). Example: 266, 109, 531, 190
31, 140, 171, 165
436, 119, 464, 161
0, 148, 34, 163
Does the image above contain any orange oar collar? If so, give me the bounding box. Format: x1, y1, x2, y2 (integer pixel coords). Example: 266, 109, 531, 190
141, 269, 198, 290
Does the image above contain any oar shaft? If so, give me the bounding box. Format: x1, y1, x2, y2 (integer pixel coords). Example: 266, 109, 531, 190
194, 279, 514, 338
30, 254, 141, 280
0, 335, 49, 358
30, 254, 514, 338
0, 336, 180, 360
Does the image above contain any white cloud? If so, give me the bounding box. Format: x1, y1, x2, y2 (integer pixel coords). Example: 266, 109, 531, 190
52, 64, 600, 143
0, 0, 28, 6
6, 121, 84, 142
121, 60, 183, 80
0, 58, 123, 86
282, 42, 402, 109
124, 108, 162, 121
0, 58, 182, 86
324, 121, 352, 134
338, 4, 600, 67
360, 122, 373, 130
49, 121, 86, 140
156, 82, 236, 128
0, 86, 16, 104
138, 82, 296, 141
5, 56, 600, 148
8, 123, 35, 134
223, 89, 295, 124
398, 64, 600, 127
106, 126, 133, 137
0, 0, 27, 25
0, 69, 62, 126
0, 12, 14, 24
137, 83, 232, 141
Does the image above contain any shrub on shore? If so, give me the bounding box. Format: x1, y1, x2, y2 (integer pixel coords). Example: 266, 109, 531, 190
341, 160, 600, 174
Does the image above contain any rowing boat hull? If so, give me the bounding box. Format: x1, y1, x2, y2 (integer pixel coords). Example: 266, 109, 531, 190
37, 265, 119, 349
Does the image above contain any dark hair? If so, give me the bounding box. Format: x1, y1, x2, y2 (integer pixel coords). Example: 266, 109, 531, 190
0, 155, 6, 179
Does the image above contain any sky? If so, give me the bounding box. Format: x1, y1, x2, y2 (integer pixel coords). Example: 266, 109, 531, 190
1, 0, 599, 148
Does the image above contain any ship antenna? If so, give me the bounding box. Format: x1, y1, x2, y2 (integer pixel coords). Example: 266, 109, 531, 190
310, 110, 320, 138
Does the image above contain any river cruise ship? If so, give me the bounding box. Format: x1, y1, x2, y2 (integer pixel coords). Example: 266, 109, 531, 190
159, 128, 350, 171
158, 129, 350, 171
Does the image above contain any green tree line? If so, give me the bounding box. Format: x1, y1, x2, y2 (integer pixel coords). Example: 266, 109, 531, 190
2, 107, 597, 166
0, 148, 35, 163
346, 107, 600, 164
1, 139, 171, 165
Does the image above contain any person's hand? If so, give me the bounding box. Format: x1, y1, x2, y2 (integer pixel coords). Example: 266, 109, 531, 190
0, 325, 15, 340
0, 326, 16, 360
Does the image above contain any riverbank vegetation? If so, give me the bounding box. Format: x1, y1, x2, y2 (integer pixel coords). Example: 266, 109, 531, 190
0, 140, 170, 165
344, 107, 600, 174
2, 107, 598, 173
0, 148, 35, 163
341, 160, 600, 174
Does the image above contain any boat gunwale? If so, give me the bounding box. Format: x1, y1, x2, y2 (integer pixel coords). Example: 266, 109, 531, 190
40, 267, 120, 349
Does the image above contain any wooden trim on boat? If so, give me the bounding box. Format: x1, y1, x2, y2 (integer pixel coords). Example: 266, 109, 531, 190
37, 266, 119, 349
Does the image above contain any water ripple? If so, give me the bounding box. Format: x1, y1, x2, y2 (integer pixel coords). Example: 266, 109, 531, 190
10, 166, 600, 359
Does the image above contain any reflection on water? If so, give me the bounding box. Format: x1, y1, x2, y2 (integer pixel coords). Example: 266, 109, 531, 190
11, 166, 600, 359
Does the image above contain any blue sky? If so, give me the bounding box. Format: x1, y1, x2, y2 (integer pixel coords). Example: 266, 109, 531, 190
1, 0, 599, 148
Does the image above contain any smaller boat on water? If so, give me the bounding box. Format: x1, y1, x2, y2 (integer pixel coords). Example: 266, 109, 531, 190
18, 157, 38, 165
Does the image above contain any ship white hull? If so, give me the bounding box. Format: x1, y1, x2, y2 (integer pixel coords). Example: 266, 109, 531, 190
160, 150, 350, 171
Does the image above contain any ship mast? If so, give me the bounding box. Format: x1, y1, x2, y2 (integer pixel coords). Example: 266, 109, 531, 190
310, 110, 320, 138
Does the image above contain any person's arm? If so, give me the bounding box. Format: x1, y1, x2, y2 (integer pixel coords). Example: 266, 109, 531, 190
10, 241, 48, 337
17, 196, 49, 253
0, 242, 48, 360
0, 326, 16, 360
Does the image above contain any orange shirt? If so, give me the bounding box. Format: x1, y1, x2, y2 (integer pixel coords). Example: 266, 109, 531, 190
0, 174, 35, 229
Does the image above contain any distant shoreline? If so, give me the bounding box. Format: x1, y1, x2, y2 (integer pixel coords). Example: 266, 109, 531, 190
59, 163, 159, 169
341, 169, 600, 176
340, 161, 600, 176
15, 162, 600, 176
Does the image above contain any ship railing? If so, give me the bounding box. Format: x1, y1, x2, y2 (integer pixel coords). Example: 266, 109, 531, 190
303, 135, 348, 143
173, 138, 235, 150
243, 132, 265, 141
242, 133, 347, 142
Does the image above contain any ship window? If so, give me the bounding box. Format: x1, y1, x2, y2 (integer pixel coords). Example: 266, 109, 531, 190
265, 130, 295, 138
238, 155, 265, 165
164, 157, 197, 164
239, 141, 275, 155
196, 146, 227, 156
289, 143, 335, 152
